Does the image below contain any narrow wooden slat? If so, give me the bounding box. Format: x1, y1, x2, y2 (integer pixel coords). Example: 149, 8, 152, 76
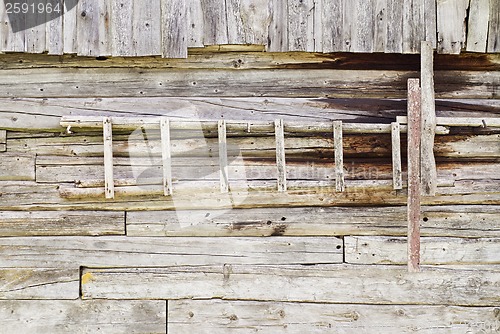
201, 0, 228, 45
63, 1, 78, 54
345, 236, 500, 265
0, 237, 344, 268
288, 0, 315, 52
226, 0, 270, 45
162, 0, 187, 58
402, 0, 423, 53
397, 116, 500, 127
24, 3, 47, 53
385, 0, 403, 53
267, 0, 288, 51
423, 0, 437, 48
322, 0, 343, 52
352, 0, 374, 52
187, 0, 204, 47
342, 0, 354, 52
77, 0, 111, 56
407, 78, 422, 272
133, 1, 161, 56
467, 0, 490, 52
333, 121, 345, 192
160, 117, 173, 196
46, 0, 64, 55
169, 300, 500, 333
81, 265, 500, 306
274, 119, 287, 192
0, 268, 79, 299
218, 120, 229, 193
487, 0, 500, 52
103, 117, 114, 199
436, 0, 469, 54
420, 41, 437, 196
373, 0, 386, 52
0, 130, 6, 152
0, 300, 166, 333
1, 5, 25, 52
391, 122, 403, 190
111, 0, 133, 56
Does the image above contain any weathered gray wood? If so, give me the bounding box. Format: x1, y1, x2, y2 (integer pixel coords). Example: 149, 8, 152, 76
488, 0, 500, 52
226, 0, 270, 45
169, 299, 500, 333
407, 78, 421, 272
351, 0, 374, 53
436, 0, 469, 54
267, 0, 288, 51
126, 205, 500, 238
77, 0, 111, 56
0, 300, 166, 333
333, 121, 344, 192
341, 0, 354, 52
103, 117, 114, 199
467, 0, 490, 52
201, 0, 228, 45
391, 122, 403, 190
322, 0, 343, 52
162, 0, 187, 58
345, 236, 500, 265
385, 0, 403, 53
424, 0, 437, 48
0, 129, 6, 152
0, 211, 125, 236
373, 0, 386, 52
81, 264, 500, 306
187, 0, 204, 47
288, 0, 315, 52
111, 0, 133, 56
1, 6, 25, 52
0, 236, 343, 268
274, 119, 286, 192
398, 116, 500, 127
25, 6, 47, 53
63, 1, 78, 54
0, 67, 498, 99
0, 154, 35, 181
46, 1, 64, 55
420, 41, 437, 196
402, 0, 423, 53
218, 120, 229, 193
160, 117, 173, 196
0, 268, 79, 299
133, 1, 161, 56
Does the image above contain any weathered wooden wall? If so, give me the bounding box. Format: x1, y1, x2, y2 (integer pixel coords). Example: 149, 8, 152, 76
0, 0, 499, 57
1, 49, 500, 332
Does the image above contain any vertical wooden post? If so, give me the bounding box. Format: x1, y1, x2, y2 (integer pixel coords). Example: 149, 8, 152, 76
333, 121, 345, 192
160, 117, 173, 196
218, 120, 229, 193
391, 122, 403, 190
420, 41, 437, 196
407, 78, 422, 273
275, 119, 287, 192
103, 117, 115, 199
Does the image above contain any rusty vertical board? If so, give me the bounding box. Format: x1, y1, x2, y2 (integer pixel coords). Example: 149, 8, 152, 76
160, 117, 173, 196
391, 122, 403, 190
275, 119, 287, 192
333, 121, 345, 192
103, 117, 114, 199
420, 41, 437, 196
218, 120, 229, 193
407, 78, 421, 273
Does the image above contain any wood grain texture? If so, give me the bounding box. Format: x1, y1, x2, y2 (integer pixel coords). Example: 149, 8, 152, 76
391, 122, 403, 190
467, 0, 490, 52
162, 0, 187, 58
0, 268, 79, 299
126, 205, 500, 238
218, 120, 229, 193
81, 264, 500, 306
24, 4, 47, 53
333, 121, 344, 192
0, 129, 6, 152
322, 0, 343, 52
46, 1, 64, 55
436, 0, 469, 54
345, 236, 500, 265
168, 299, 500, 333
201, 0, 228, 45
402, 0, 423, 53
0, 236, 343, 268
160, 117, 173, 196
0, 300, 166, 333
111, 0, 133, 56
487, 0, 500, 52
351, 0, 374, 53
77, 0, 111, 56
103, 117, 114, 199
0, 211, 125, 236
0, 154, 35, 181
226, 0, 270, 45
385, 0, 403, 53
288, 0, 315, 52
274, 119, 286, 192
267, 0, 288, 51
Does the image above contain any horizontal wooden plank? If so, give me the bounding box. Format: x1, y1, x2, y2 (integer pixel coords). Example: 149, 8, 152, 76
345, 236, 500, 265
0, 268, 79, 299
126, 205, 500, 238
0, 211, 125, 236
0, 236, 343, 268
168, 299, 500, 333
0, 154, 35, 181
0, 130, 5, 151
1, 300, 166, 333
0, 67, 497, 99
81, 265, 500, 306
1, 97, 499, 131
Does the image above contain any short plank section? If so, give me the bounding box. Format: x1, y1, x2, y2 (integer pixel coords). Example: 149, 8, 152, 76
103, 117, 114, 199
81, 264, 500, 306
1, 300, 166, 333
0, 237, 343, 268
333, 121, 344, 192
0, 211, 125, 236
161, 0, 187, 58
345, 236, 500, 265
169, 299, 500, 333
0, 154, 35, 181
218, 120, 229, 193
0, 130, 5, 151
467, 0, 490, 52
126, 205, 500, 238
391, 122, 403, 190
274, 119, 286, 192
160, 117, 173, 196
0, 268, 79, 299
